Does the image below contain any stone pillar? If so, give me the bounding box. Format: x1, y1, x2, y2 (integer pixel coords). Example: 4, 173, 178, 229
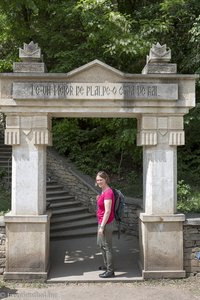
3, 42, 52, 280
138, 43, 186, 279
3, 113, 52, 280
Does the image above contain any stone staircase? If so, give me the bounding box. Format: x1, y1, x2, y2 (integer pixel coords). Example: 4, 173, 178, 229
46, 179, 97, 239
0, 130, 97, 240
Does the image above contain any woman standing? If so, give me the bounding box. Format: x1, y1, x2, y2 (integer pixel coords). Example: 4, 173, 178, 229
96, 171, 115, 278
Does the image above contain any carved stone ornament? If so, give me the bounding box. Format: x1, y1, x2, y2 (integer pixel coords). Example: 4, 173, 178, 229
146, 43, 171, 63
19, 41, 42, 62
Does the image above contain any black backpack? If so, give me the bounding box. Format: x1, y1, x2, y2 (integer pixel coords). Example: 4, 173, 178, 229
112, 188, 125, 239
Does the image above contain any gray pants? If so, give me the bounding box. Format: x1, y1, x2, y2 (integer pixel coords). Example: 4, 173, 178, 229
97, 222, 114, 273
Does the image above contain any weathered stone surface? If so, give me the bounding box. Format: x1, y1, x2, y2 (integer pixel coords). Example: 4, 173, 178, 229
142, 63, 177, 74
0, 234, 5, 245
4, 213, 50, 280
147, 43, 171, 63
13, 82, 178, 100
13, 62, 46, 73
183, 223, 200, 275
139, 216, 184, 273
0, 258, 6, 267
0, 252, 5, 258
19, 41, 42, 62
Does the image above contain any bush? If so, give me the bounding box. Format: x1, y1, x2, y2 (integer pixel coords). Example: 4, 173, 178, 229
177, 180, 200, 213
0, 169, 11, 214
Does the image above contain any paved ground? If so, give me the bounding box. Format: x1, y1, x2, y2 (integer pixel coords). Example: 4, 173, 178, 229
48, 234, 141, 282
1, 233, 200, 299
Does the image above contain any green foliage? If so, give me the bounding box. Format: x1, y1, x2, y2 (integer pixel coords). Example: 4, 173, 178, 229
52, 118, 142, 184
177, 104, 200, 186
177, 180, 192, 202
0, 169, 11, 214
0, 0, 165, 73
177, 180, 200, 213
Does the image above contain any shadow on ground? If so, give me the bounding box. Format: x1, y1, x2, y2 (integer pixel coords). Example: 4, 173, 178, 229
48, 233, 142, 282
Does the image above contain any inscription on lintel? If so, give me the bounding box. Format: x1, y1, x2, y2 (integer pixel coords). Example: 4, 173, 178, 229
13, 82, 178, 100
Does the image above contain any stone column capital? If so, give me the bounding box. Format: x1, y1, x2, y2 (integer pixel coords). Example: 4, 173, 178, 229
4, 114, 52, 146
137, 115, 185, 146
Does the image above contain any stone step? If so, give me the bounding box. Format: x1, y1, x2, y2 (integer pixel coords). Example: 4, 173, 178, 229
49, 200, 80, 209
46, 190, 69, 197
51, 212, 96, 224
0, 161, 12, 166
51, 206, 88, 216
46, 195, 75, 202
0, 145, 12, 150
0, 153, 12, 157
46, 184, 64, 191
50, 226, 98, 239
51, 218, 97, 232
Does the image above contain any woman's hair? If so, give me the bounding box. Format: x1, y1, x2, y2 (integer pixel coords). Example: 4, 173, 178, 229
96, 171, 110, 184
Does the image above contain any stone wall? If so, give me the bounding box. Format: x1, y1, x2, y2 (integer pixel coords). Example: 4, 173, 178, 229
0, 217, 6, 275
47, 147, 142, 236
183, 216, 200, 276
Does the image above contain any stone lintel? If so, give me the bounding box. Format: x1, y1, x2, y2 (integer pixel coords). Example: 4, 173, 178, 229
142, 270, 186, 279
0, 71, 198, 80
12, 82, 178, 101
139, 213, 185, 222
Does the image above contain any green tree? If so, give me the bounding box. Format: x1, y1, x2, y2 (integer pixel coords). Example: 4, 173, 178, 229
52, 117, 141, 178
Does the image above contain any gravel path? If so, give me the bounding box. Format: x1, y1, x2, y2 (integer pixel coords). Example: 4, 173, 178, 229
1, 277, 200, 300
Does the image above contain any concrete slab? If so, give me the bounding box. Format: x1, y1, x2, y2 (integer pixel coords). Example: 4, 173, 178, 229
47, 233, 142, 282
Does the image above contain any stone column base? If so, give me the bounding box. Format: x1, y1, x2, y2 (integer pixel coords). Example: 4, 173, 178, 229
3, 212, 51, 281
143, 270, 186, 279
3, 271, 48, 281
139, 213, 186, 279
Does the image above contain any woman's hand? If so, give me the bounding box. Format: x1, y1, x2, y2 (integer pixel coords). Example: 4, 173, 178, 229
98, 226, 104, 235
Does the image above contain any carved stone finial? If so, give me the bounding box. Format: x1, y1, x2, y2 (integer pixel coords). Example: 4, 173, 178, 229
19, 41, 42, 62
147, 43, 171, 63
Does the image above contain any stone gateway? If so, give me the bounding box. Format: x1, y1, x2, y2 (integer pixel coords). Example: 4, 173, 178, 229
0, 41, 198, 280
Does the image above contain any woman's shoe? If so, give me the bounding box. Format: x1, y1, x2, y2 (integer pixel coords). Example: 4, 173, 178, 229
99, 271, 115, 278
99, 266, 107, 270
